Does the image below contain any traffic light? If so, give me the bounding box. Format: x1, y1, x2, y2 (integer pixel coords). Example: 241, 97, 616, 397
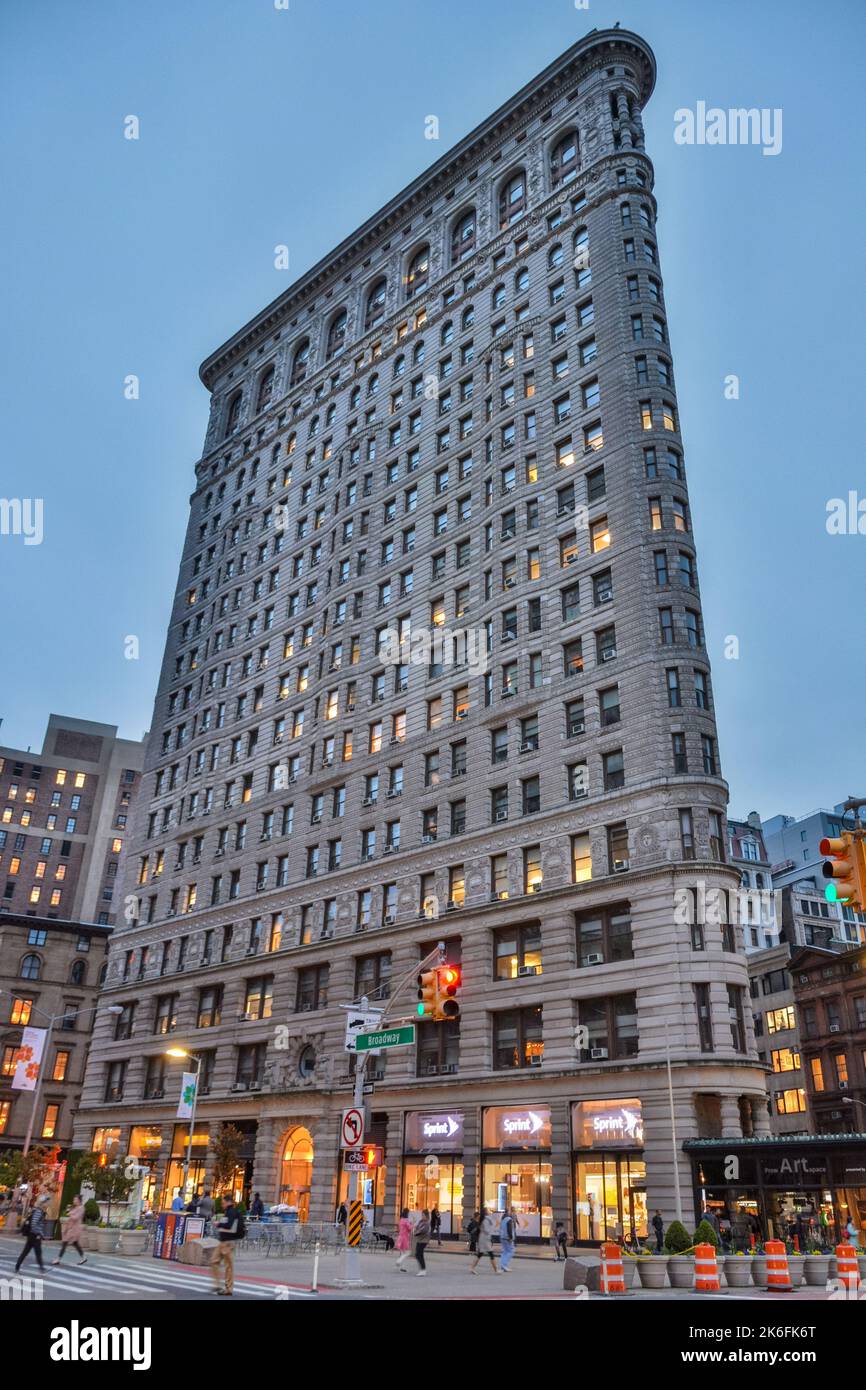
417, 969, 438, 1019
363, 1145, 384, 1168
821, 832, 866, 912
437, 964, 462, 1020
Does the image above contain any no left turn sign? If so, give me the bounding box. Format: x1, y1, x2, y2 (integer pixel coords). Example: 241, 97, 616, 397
341, 1107, 364, 1149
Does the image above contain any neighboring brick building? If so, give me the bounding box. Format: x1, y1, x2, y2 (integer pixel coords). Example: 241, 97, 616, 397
76, 28, 767, 1241
792, 942, 866, 1136
0, 912, 110, 1153
0, 715, 144, 927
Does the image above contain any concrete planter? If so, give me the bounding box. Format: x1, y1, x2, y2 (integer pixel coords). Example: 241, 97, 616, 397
723, 1256, 752, 1288
667, 1255, 694, 1289
96, 1227, 118, 1254
636, 1256, 669, 1289
80, 1227, 98, 1250
787, 1255, 806, 1289
858, 1255, 866, 1282
750, 1256, 769, 1288
803, 1254, 832, 1286
118, 1230, 148, 1256
619, 1258, 637, 1288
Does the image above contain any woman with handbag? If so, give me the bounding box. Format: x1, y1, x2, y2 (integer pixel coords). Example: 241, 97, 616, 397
52, 1193, 87, 1266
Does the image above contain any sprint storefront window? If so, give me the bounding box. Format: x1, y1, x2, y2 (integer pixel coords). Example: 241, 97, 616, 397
481, 1105, 552, 1239
572, 1098, 647, 1243
402, 1110, 464, 1234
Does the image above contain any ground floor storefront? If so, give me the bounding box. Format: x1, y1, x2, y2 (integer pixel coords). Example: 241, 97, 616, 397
685, 1135, 866, 1247
79, 1077, 766, 1242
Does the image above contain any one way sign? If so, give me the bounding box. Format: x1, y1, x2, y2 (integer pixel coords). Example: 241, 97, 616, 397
344, 1009, 383, 1053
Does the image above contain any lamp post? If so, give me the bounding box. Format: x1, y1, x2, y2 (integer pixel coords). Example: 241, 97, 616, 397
166, 1048, 202, 1203
842, 1096, 866, 1125
0, 993, 124, 1157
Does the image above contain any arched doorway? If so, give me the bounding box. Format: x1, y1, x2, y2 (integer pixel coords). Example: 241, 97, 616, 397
279, 1127, 314, 1222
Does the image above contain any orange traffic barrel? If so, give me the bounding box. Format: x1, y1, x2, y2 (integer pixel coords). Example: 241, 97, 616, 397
765, 1239, 792, 1291
599, 1241, 626, 1294
694, 1242, 720, 1291
836, 1244, 860, 1291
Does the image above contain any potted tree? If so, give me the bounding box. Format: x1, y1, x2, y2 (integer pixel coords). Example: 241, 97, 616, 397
73, 1154, 135, 1248
664, 1220, 694, 1287
80, 1198, 101, 1250
209, 1122, 246, 1209
803, 1237, 833, 1287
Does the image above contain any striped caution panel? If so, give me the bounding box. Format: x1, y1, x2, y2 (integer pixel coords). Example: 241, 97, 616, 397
347, 1200, 364, 1247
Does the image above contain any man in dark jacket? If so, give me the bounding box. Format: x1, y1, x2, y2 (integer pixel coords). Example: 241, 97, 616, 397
652, 1210, 664, 1253
250, 1192, 264, 1220
211, 1201, 242, 1296
15, 1194, 49, 1274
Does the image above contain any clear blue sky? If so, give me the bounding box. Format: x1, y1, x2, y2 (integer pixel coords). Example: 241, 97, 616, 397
2, 0, 864, 821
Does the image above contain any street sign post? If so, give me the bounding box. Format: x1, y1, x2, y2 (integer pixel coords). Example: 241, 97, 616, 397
355, 1024, 416, 1052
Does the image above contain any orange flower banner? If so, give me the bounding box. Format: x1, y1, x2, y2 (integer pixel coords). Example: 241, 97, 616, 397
11, 1026, 47, 1091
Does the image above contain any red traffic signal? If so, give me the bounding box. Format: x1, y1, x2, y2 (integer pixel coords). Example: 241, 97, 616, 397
437, 964, 462, 1020
363, 1145, 384, 1168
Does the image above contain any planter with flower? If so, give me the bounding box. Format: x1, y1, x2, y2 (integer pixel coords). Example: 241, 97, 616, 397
664, 1221, 694, 1288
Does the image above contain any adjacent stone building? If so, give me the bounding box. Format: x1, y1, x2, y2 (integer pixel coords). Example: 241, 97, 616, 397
0, 714, 144, 928
75, 28, 768, 1241
0, 912, 110, 1153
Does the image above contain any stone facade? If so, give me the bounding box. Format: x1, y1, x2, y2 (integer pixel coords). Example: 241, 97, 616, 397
75, 28, 768, 1239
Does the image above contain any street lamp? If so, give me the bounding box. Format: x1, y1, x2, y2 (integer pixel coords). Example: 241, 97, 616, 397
165, 1048, 202, 1203
842, 1096, 866, 1125
0, 991, 124, 1156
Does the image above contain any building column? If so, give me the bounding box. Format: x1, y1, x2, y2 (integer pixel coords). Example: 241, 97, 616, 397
384, 1109, 403, 1227
309, 1110, 341, 1224
251, 1116, 282, 1203
549, 1099, 572, 1237
720, 1094, 743, 1139
461, 1105, 480, 1229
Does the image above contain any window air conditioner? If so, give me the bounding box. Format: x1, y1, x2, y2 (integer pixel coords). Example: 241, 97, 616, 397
517, 965, 539, 977
529, 1054, 543, 1067
590, 1047, 609, 1060
584, 953, 604, 966
601, 648, 617, 662
495, 809, 508, 822
830, 1024, 841, 1033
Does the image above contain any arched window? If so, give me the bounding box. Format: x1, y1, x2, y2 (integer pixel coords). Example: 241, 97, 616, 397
440, 320, 454, 346
499, 170, 526, 229
224, 389, 243, 438
451, 209, 476, 264
256, 365, 275, 413
405, 246, 430, 300
515, 267, 529, 295
548, 242, 564, 270
491, 283, 506, 311
70, 960, 86, 986
365, 278, 387, 332
325, 310, 347, 361
550, 131, 579, 188
286, 432, 296, 456
367, 373, 379, 397
573, 226, 590, 285
290, 338, 310, 387
98, 962, 108, 987
280, 1125, 315, 1221
21, 953, 41, 981
308, 415, 320, 439
413, 340, 426, 365
392, 353, 406, 379
461, 305, 475, 331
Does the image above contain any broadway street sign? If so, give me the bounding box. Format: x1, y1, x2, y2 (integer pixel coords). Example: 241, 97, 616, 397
354, 1024, 416, 1052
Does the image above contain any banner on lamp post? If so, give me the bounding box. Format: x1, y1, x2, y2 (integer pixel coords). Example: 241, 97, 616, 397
11, 1026, 47, 1091
176, 1072, 198, 1119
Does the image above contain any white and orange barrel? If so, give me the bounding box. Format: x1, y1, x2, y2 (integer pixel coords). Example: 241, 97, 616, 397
599, 1241, 627, 1294
765, 1239, 792, 1292
836, 1244, 860, 1291
694, 1242, 720, 1291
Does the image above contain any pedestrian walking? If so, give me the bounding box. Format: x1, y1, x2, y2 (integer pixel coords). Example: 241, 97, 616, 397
652, 1209, 664, 1253
498, 1206, 518, 1272
701, 1205, 720, 1236
250, 1192, 265, 1220
430, 1206, 442, 1246
198, 1190, 214, 1222
337, 1200, 348, 1227
52, 1194, 87, 1266
413, 1209, 431, 1277
465, 1210, 480, 1254
211, 1200, 244, 1296
395, 1207, 413, 1269
846, 1217, 860, 1248
15, 1194, 50, 1274
469, 1208, 501, 1274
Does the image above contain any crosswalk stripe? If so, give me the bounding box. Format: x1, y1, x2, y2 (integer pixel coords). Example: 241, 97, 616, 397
0, 1250, 286, 1299
88, 1251, 318, 1295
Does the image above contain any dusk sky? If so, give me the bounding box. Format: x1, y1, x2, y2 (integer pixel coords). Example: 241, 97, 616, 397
2, 0, 864, 821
